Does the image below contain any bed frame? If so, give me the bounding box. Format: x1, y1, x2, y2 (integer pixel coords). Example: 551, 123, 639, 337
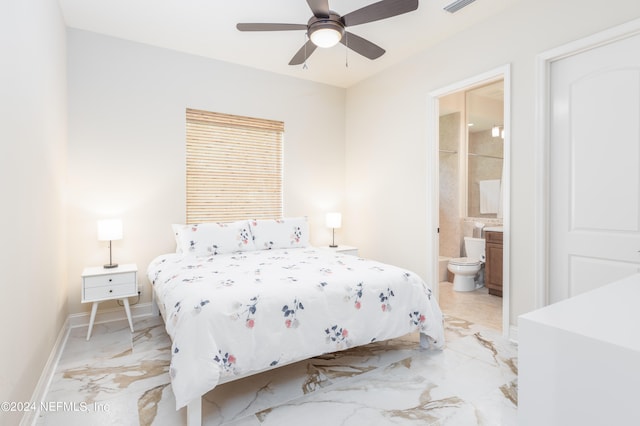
184, 332, 433, 425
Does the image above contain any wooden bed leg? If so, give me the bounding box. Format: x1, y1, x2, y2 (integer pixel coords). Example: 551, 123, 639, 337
419, 332, 430, 349
186, 398, 202, 426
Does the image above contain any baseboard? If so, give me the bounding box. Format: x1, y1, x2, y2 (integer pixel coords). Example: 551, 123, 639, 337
68, 302, 154, 328
21, 302, 155, 425
508, 324, 518, 344
21, 317, 71, 426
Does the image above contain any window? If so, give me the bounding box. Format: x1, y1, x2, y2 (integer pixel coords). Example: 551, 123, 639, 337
186, 108, 284, 224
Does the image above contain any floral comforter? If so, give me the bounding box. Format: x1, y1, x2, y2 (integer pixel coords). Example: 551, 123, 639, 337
147, 247, 445, 409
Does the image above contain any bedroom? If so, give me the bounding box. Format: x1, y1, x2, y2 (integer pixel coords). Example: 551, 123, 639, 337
2, 0, 640, 425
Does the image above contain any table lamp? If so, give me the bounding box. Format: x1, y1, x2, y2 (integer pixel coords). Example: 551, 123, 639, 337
97, 219, 123, 268
325, 212, 342, 248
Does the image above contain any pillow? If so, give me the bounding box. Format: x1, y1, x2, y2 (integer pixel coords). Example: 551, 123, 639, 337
172, 221, 255, 256
249, 217, 309, 250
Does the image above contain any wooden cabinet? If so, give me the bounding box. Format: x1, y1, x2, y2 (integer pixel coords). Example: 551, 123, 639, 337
485, 231, 503, 297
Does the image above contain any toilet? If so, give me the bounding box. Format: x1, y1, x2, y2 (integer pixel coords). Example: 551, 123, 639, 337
447, 237, 486, 292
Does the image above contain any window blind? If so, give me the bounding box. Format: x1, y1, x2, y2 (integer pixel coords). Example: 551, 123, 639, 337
186, 108, 284, 224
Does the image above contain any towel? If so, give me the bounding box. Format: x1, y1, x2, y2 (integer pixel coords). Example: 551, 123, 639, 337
479, 179, 501, 214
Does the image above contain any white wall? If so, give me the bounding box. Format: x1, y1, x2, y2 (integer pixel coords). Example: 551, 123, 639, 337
67, 30, 346, 315
0, 1, 68, 423
344, 0, 640, 328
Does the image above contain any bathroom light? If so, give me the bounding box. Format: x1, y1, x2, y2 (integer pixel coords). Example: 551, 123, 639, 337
325, 212, 342, 248
97, 219, 123, 269
492, 125, 504, 139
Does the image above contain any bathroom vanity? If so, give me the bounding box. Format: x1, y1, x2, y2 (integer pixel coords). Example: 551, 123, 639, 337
484, 229, 503, 297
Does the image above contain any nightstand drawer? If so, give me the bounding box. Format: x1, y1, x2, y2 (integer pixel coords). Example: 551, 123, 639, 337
84, 282, 137, 301
84, 271, 135, 288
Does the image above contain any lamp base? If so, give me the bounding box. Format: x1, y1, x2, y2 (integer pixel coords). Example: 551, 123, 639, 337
329, 244, 338, 248
103, 263, 118, 269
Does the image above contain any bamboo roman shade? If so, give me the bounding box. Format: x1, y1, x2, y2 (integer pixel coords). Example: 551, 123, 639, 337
186, 108, 284, 224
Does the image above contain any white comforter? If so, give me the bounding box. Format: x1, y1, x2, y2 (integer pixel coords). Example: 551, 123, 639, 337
147, 247, 444, 409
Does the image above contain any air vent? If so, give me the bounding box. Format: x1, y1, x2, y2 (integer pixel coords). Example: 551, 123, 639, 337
443, 0, 477, 13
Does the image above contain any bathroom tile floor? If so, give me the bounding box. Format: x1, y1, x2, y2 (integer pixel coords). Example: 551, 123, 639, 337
36, 311, 517, 425
438, 282, 503, 331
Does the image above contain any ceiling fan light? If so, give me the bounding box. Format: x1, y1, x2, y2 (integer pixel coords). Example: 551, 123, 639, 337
310, 27, 342, 48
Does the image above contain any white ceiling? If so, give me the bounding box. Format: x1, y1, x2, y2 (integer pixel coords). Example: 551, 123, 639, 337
58, 0, 515, 88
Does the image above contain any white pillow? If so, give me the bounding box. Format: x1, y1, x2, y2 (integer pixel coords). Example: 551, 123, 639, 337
249, 217, 309, 250
172, 221, 255, 256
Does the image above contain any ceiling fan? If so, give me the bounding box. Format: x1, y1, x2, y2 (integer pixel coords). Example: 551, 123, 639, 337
236, 0, 419, 65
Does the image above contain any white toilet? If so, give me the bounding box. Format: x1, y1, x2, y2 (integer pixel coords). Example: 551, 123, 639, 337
447, 237, 486, 292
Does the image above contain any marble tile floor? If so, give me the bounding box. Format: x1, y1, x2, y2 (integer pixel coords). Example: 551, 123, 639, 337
37, 314, 517, 426
438, 282, 503, 332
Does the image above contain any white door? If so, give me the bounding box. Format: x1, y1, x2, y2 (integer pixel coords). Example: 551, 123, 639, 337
549, 33, 640, 303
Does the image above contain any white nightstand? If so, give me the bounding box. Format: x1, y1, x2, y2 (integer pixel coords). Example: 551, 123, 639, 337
320, 245, 359, 256
81, 263, 138, 340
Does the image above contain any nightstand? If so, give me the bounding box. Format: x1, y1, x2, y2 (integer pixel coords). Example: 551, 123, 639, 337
82, 263, 138, 340
320, 245, 359, 256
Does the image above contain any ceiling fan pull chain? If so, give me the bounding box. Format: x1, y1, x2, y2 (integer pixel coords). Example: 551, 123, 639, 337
345, 33, 349, 68
303, 32, 309, 70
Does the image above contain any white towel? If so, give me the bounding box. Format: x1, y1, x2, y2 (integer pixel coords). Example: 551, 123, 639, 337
479, 179, 501, 214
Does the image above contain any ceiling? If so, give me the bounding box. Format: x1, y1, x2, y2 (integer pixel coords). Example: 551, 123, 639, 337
58, 0, 515, 88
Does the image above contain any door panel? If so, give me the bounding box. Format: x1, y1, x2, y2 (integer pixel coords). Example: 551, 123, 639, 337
549, 33, 640, 303
571, 69, 640, 232
569, 256, 640, 297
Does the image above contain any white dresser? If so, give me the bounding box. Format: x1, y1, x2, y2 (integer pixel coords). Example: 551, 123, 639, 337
518, 273, 640, 426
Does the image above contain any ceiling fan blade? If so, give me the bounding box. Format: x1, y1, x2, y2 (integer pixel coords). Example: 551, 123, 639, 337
237, 23, 307, 32
306, 0, 330, 18
341, 32, 385, 60
342, 0, 418, 27
289, 40, 318, 65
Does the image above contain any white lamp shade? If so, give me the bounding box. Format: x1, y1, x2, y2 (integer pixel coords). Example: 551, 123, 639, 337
325, 212, 342, 229
97, 219, 123, 241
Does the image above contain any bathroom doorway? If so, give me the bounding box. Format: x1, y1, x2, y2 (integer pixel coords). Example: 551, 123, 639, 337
426, 66, 511, 337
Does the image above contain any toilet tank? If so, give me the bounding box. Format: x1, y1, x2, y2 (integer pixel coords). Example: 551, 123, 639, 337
464, 237, 486, 262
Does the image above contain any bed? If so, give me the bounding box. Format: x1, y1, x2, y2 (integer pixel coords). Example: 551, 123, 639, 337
147, 218, 445, 425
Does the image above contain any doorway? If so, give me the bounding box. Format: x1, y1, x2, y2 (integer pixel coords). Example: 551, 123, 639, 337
426, 65, 511, 337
